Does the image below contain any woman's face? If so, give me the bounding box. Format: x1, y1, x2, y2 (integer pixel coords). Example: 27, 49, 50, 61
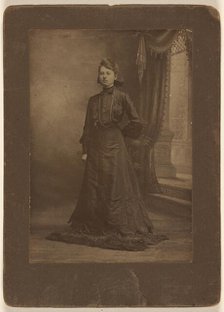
98, 66, 117, 88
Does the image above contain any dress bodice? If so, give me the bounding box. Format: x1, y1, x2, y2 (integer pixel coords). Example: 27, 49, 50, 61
98, 87, 114, 126
80, 87, 142, 153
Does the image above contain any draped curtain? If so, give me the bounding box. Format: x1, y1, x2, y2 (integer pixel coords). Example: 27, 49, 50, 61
130, 30, 178, 195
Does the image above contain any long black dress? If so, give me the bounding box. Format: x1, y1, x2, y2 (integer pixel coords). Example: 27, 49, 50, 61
47, 86, 166, 250
69, 86, 153, 235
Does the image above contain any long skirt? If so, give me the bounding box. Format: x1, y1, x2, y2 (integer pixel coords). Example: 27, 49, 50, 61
47, 125, 167, 250
69, 125, 153, 235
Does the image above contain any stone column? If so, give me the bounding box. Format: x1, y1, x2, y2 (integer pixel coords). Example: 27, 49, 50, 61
168, 49, 192, 175
154, 52, 176, 178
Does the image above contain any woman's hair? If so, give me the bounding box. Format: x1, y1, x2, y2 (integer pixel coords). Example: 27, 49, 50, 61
98, 58, 119, 75
97, 57, 123, 86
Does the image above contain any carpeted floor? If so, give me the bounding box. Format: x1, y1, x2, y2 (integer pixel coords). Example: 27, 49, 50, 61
29, 206, 192, 263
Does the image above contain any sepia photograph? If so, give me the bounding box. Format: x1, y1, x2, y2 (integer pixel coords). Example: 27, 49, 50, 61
29, 29, 193, 263
3, 5, 220, 307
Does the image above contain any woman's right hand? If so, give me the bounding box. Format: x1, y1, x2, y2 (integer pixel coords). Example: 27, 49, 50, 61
81, 154, 87, 161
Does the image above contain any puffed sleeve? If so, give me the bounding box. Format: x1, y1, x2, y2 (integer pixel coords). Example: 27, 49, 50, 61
79, 98, 92, 154
122, 93, 143, 139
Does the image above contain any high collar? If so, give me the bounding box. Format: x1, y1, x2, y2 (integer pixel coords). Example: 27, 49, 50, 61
101, 86, 114, 94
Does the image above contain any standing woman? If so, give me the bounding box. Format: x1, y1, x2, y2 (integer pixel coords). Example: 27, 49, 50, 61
48, 58, 166, 250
